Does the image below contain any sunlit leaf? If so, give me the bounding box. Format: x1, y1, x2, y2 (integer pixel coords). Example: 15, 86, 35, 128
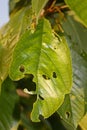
79, 114, 87, 130
65, 0, 87, 27
0, 5, 32, 88
9, 18, 72, 122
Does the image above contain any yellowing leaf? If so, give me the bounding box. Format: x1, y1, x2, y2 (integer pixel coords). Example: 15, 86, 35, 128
0, 5, 32, 88
79, 114, 87, 130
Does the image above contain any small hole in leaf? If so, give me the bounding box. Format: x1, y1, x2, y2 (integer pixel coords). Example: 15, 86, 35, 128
42, 75, 50, 80
54, 47, 56, 50
24, 74, 34, 80
65, 111, 70, 119
16, 74, 36, 91
26, 26, 30, 30
54, 46, 57, 50
39, 95, 44, 100
53, 72, 57, 78
19, 65, 25, 72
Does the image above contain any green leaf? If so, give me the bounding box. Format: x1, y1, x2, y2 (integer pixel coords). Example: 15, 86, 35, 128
61, 15, 87, 53
9, 18, 72, 122
0, 5, 32, 88
58, 95, 75, 130
32, 0, 49, 20
0, 77, 18, 130
57, 15, 87, 129
64, 0, 87, 27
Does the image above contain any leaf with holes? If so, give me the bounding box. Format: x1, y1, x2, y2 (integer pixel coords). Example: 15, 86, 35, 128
57, 15, 87, 129
0, 77, 51, 130
9, 18, 72, 122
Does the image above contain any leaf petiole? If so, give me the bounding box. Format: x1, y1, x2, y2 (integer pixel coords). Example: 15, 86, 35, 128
23, 88, 36, 95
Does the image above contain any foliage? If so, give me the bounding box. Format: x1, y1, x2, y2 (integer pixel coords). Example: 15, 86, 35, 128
65, 0, 87, 27
0, 0, 87, 130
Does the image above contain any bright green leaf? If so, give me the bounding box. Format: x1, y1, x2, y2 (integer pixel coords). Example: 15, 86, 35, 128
9, 18, 72, 122
32, 0, 49, 20
65, 0, 87, 27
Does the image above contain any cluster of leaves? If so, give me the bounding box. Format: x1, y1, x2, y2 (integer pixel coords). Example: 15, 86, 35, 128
0, 0, 87, 130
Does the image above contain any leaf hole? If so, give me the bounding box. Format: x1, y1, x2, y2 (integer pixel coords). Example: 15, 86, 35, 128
65, 111, 70, 119
19, 65, 25, 72
24, 74, 34, 80
42, 75, 50, 80
54, 32, 62, 42
15, 74, 36, 91
53, 72, 57, 78
26, 26, 30, 30
54, 46, 57, 50
39, 94, 44, 100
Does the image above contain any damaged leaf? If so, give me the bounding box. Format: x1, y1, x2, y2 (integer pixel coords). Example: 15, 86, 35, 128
9, 18, 72, 122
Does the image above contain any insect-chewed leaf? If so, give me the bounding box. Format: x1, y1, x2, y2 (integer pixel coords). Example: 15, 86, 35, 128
9, 18, 72, 122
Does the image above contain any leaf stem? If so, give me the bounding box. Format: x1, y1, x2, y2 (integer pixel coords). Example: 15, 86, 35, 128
23, 88, 36, 95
